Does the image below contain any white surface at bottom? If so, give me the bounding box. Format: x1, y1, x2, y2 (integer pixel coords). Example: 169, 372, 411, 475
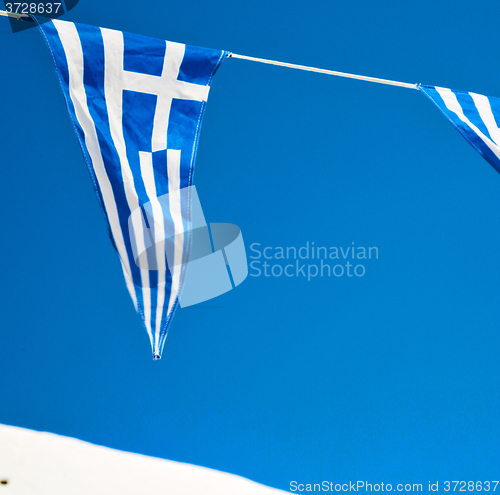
0, 423, 284, 494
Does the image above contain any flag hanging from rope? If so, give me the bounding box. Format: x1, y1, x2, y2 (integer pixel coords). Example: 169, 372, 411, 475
418, 85, 500, 175
37, 17, 227, 359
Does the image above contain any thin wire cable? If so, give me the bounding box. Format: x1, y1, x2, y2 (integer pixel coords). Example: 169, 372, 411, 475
229, 53, 418, 90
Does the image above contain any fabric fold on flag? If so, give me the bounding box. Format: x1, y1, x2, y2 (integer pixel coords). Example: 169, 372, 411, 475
35, 16, 227, 359
418, 84, 500, 174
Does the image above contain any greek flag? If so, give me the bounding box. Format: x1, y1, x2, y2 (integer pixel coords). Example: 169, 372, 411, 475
38, 18, 227, 359
419, 85, 500, 174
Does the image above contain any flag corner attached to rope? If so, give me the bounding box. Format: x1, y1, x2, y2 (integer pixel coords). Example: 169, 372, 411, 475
418, 83, 500, 175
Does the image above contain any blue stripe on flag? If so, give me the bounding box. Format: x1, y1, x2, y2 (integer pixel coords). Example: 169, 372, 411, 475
123, 31, 166, 77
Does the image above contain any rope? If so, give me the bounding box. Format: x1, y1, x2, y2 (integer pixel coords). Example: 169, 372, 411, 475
0, 9, 30, 20
229, 53, 418, 90
0, 10, 418, 91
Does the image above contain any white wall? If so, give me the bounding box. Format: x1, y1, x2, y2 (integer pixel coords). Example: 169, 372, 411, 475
0, 424, 285, 494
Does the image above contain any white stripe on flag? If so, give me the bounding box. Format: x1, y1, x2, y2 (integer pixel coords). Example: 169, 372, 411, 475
469, 92, 500, 147
100, 27, 154, 345
139, 151, 168, 356
52, 20, 141, 315
165, 149, 184, 348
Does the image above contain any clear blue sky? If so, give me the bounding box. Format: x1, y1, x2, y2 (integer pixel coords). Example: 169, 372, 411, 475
1, 0, 499, 490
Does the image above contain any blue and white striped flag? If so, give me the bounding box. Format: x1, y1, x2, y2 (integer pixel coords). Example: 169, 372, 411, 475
38, 18, 227, 359
419, 85, 500, 174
